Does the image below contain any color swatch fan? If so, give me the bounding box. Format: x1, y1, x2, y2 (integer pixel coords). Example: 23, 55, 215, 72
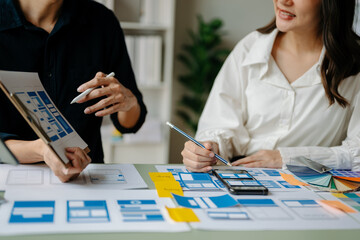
287, 165, 360, 193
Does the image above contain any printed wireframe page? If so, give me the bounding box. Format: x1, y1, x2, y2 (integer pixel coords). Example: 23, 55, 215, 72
0, 189, 189, 235
0, 70, 88, 164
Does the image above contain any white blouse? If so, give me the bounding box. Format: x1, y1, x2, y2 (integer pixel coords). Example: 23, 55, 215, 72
195, 29, 360, 170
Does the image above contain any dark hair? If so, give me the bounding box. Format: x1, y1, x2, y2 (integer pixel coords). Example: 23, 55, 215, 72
257, 0, 360, 107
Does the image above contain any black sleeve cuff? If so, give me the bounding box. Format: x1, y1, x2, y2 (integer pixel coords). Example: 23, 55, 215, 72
110, 96, 147, 134
0, 132, 20, 142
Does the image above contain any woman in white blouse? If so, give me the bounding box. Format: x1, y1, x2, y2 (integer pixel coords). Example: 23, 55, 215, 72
181, 0, 360, 172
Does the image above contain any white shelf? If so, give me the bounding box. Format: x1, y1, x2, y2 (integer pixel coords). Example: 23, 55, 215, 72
101, 0, 176, 164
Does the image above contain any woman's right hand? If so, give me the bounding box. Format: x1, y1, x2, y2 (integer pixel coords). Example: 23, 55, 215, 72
181, 141, 219, 172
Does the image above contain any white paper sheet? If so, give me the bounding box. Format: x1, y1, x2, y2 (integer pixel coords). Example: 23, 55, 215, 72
0, 189, 189, 236
0, 71, 88, 164
187, 191, 360, 230
0, 163, 147, 190
155, 165, 308, 192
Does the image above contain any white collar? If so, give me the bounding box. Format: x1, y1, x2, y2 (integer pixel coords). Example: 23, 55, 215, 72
242, 28, 325, 87
242, 29, 278, 67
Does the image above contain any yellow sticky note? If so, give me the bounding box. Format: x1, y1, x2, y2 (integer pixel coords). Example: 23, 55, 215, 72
166, 207, 200, 222
319, 200, 357, 213
149, 172, 176, 182
332, 193, 348, 198
280, 173, 309, 186
154, 181, 184, 198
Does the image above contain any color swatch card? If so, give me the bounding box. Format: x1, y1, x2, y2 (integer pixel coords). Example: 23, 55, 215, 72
0, 189, 189, 236
287, 165, 360, 192
318, 192, 360, 223
330, 170, 360, 181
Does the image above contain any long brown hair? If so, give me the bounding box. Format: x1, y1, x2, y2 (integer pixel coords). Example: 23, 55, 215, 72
257, 0, 360, 107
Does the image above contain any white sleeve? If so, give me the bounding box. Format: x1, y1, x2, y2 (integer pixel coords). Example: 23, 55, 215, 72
279, 90, 360, 171
195, 51, 250, 161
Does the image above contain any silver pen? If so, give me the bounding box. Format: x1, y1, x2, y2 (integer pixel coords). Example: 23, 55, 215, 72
166, 122, 232, 167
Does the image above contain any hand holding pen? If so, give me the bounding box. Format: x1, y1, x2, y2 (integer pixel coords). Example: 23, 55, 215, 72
71, 72, 115, 104
167, 122, 232, 172
71, 72, 138, 117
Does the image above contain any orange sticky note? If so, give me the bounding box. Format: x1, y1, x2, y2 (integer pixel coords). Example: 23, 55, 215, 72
154, 181, 184, 198
319, 200, 357, 213
280, 173, 309, 186
166, 207, 200, 222
149, 172, 176, 182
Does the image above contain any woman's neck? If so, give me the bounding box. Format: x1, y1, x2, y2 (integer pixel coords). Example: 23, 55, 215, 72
17, 0, 63, 33
278, 30, 323, 56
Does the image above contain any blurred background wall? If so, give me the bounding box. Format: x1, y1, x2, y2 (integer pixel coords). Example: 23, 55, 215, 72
169, 0, 274, 163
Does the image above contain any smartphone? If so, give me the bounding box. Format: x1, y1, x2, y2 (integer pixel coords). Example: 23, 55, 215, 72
212, 169, 268, 195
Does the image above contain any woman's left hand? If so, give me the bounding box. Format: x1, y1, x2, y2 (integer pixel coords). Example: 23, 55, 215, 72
232, 150, 283, 168
77, 72, 138, 117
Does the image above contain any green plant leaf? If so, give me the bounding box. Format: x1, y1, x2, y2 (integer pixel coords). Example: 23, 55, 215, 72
179, 95, 204, 114
177, 54, 195, 71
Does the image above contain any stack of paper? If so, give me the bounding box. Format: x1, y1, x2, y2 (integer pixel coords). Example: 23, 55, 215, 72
287, 165, 360, 192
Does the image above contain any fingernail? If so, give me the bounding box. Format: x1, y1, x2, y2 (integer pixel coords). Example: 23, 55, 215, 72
62, 168, 69, 175
77, 86, 84, 92
84, 108, 90, 114
209, 152, 214, 157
